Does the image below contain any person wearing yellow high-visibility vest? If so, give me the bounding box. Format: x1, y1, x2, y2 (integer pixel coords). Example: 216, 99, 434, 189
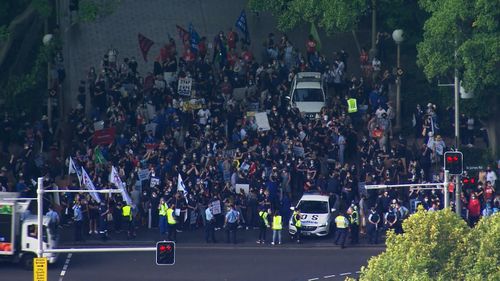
347, 97, 358, 113
348, 204, 359, 244
334, 211, 350, 249
166, 203, 177, 242
158, 198, 168, 236
121, 202, 135, 239
292, 209, 302, 244
257, 207, 270, 244
271, 210, 283, 245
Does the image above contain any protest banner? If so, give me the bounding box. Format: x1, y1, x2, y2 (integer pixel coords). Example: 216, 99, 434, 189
235, 183, 249, 195
92, 127, 116, 146
209, 200, 222, 215
178, 77, 193, 96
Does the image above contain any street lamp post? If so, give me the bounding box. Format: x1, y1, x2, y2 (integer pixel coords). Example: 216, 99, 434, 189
392, 29, 404, 131
43, 34, 53, 133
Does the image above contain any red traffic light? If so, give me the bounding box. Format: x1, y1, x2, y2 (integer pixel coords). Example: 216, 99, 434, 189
444, 151, 463, 175
156, 241, 175, 265
463, 178, 469, 184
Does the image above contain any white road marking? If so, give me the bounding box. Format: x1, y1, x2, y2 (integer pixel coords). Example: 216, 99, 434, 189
308, 278, 319, 281
323, 274, 336, 278
59, 253, 73, 281
339, 272, 352, 276
355, 271, 361, 274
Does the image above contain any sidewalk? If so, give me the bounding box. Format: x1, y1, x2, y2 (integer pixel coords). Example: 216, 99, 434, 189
57, 223, 386, 249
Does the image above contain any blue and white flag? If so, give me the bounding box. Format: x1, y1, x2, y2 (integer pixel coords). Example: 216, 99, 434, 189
189, 23, 200, 53
235, 9, 250, 44
177, 174, 187, 196
81, 167, 101, 203
68, 157, 83, 185
110, 166, 132, 205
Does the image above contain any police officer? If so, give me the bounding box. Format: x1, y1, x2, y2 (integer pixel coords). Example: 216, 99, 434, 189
334, 211, 350, 249
271, 210, 283, 245
257, 207, 269, 244
205, 205, 217, 243
291, 208, 302, 243
367, 206, 380, 244
158, 198, 168, 236
122, 202, 135, 239
167, 203, 177, 241
98, 202, 109, 241
348, 204, 359, 244
224, 204, 240, 244
384, 206, 398, 233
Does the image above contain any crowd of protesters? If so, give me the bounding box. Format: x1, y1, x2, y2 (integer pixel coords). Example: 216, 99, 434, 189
0, 27, 499, 245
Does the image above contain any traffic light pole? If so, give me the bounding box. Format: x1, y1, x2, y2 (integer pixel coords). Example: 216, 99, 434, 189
455, 176, 461, 216
444, 170, 449, 210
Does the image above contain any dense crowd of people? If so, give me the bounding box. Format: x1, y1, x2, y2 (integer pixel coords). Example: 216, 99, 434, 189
0, 27, 498, 245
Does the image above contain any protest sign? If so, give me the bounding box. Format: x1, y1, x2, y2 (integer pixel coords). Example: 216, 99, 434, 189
178, 77, 192, 96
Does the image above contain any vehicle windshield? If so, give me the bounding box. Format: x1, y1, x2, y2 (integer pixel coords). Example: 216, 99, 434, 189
297, 200, 328, 214
293, 88, 324, 102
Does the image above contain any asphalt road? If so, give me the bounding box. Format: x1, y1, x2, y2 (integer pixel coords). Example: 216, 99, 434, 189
1, 246, 382, 281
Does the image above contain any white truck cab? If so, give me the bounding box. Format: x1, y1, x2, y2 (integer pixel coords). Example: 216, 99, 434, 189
0, 193, 58, 269
289, 72, 326, 119
289, 193, 336, 237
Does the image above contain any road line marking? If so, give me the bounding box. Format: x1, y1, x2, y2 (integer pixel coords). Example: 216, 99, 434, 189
323, 274, 336, 278
59, 253, 73, 281
355, 271, 361, 274
308, 278, 319, 281
339, 272, 352, 276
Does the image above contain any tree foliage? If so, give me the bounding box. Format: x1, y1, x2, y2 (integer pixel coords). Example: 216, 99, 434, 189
248, 0, 367, 33
357, 210, 500, 281
416, 0, 500, 117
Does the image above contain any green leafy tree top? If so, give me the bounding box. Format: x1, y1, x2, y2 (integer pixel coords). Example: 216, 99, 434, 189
357, 210, 500, 281
248, 0, 367, 33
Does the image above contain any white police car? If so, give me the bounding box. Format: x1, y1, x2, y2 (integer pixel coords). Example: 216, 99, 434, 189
289, 193, 336, 237
289, 72, 326, 119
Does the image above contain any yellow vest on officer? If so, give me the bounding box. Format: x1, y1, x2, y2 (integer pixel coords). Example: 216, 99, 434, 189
159, 203, 167, 216
122, 205, 132, 221
272, 215, 282, 230
347, 98, 358, 113
259, 211, 269, 226
350, 210, 359, 225
166, 208, 176, 225
292, 211, 302, 228
335, 215, 349, 229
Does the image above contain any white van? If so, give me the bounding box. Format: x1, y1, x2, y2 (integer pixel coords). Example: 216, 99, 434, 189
289, 72, 326, 119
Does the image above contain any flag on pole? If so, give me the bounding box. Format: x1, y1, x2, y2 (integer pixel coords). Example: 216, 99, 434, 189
176, 24, 190, 48
138, 33, 154, 62
189, 23, 200, 53
177, 174, 188, 203
81, 168, 101, 203
235, 9, 250, 44
68, 157, 83, 185
110, 166, 132, 205
310, 22, 322, 51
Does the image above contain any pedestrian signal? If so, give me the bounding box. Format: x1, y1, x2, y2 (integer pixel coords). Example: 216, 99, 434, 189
462, 177, 476, 185
444, 151, 463, 175
156, 241, 175, 265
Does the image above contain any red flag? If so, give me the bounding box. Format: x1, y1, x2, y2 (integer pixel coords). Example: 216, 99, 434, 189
138, 33, 154, 61
92, 127, 116, 146
176, 25, 190, 48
